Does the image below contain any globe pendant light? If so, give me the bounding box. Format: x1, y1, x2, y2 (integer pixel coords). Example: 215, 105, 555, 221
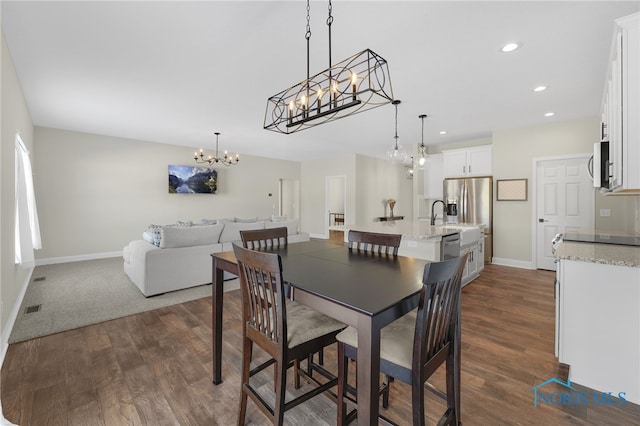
387, 100, 407, 163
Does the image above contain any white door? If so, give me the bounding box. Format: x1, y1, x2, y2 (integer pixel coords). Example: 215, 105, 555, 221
536, 156, 594, 270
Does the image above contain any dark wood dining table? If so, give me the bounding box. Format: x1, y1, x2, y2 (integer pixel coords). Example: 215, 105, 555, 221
210, 239, 461, 426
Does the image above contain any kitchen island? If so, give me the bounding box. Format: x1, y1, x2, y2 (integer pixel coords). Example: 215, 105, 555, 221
555, 240, 640, 405
345, 220, 484, 286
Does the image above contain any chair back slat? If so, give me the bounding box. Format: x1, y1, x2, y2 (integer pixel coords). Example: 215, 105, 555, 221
414, 255, 467, 367
347, 230, 401, 256
233, 244, 286, 348
240, 227, 288, 250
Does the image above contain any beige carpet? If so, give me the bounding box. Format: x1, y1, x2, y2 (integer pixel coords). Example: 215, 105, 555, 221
9, 257, 238, 343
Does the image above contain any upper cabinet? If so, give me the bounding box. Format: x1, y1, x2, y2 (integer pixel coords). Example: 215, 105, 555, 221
601, 13, 639, 195
442, 145, 492, 178
423, 153, 444, 199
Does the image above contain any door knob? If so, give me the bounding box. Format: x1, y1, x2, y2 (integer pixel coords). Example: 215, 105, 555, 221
538, 218, 549, 223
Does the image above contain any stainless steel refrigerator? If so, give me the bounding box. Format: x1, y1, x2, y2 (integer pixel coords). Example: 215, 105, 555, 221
443, 177, 493, 263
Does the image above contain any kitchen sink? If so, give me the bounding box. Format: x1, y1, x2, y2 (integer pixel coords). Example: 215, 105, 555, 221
441, 225, 482, 246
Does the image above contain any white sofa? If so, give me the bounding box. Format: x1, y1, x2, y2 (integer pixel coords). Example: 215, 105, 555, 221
123, 218, 309, 297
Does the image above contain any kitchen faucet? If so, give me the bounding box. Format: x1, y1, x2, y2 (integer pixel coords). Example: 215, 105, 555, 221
430, 200, 446, 225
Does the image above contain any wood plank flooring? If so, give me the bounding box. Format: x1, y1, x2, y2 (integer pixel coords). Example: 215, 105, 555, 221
3, 244, 639, 424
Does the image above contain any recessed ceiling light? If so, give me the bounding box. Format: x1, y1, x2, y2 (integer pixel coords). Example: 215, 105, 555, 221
501, 42, 520, 53
439, 130, 447, 135
533, 86, 547, 92
544, 112, 555, 117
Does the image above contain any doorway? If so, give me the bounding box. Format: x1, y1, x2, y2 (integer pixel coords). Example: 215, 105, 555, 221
278, 179, 300, 220
533, 155, 594, 270
326, 175, 346, 239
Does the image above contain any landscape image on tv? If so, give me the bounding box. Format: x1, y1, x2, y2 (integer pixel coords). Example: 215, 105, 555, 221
168, 165, 217, 194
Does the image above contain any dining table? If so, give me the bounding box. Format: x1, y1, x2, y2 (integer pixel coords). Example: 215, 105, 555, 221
210, 239, 461, 426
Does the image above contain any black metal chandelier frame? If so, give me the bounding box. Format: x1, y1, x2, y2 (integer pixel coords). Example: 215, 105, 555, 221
264, 0, 394, 134
194, 132, 239, 167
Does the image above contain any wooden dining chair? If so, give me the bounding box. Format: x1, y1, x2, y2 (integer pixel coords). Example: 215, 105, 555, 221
232, 243, 346, 426
336, 255, 468, 426
347, 230, 402, 255
240, 226, 288, 250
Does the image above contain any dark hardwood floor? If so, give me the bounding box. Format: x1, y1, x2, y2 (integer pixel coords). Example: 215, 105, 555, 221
2, 245, 639, 425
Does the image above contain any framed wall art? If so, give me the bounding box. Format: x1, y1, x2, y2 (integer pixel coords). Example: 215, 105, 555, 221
168, 165, 217, 194
496, 178, 527, 201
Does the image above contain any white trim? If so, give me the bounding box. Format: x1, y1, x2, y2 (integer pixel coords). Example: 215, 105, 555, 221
309, 233, 327, 239
35, 250, 123, 266
491, 257, 534, 270
1, 267, 33, 364
325, 175, 347, 240
531, 153, 592, 270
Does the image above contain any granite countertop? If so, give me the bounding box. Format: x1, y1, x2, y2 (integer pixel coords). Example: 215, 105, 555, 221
345, 221, 471, 240
555, 241, 640, 268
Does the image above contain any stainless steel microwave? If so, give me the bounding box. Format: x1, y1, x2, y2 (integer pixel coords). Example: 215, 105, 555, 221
589, 141, 610, 189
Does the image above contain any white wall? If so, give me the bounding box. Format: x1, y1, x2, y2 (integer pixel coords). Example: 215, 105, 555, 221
492, 117, 599, 264
355, 154, 413, 223
1, 31, 34, 355
300, 155, 356, 237
328, 177, 345, 214
33, 127, 301, 260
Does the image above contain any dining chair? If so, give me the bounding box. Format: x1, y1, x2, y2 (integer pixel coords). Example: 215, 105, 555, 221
347, 230, 402, 255
232, 243, 346, 426
240, 226, 288, 250
336, 255, 468, 426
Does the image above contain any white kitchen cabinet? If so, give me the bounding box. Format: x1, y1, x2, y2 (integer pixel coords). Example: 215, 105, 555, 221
423, 153, 444, 199
556, 258, 640, 404
601, 13, 639, 194
442, 145, 492, 178
460, 239, 482, 287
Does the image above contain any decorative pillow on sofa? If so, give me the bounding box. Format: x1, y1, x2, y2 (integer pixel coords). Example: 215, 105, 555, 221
144, 225, 162, 247
199, 218, 218, 225
175, 220, 193, 227
160, 223, 224, 248
264, 219, 298, 235
219, 221, 266, 243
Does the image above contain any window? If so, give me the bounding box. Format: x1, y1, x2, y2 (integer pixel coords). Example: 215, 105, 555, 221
15, 133, 41, 266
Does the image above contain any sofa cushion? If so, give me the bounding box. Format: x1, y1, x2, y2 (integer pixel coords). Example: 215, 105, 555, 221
234, 216, 259, 223
160, 223, 224, 248
219, 221, 265, 243
265, 219, 298, 235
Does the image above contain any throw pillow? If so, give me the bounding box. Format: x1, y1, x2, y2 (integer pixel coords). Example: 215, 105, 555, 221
146, 224, 162, 247
199, 218, 218, 225
175, 220, 193, 227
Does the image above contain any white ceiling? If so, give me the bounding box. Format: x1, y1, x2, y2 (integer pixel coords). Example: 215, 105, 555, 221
2, 1, 639, 162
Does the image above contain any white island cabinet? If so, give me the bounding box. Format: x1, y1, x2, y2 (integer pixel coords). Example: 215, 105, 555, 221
345, 221, 484, 286
555, 242, 640, 404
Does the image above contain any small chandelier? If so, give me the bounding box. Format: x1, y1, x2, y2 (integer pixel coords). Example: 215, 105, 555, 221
387, 100, 408, 163
417, 114, 428, 167
264, 0, 393, 134
194, 132, 239, 167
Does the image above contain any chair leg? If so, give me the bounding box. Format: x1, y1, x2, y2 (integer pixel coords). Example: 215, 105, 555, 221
382, 375, 390, 409
337, 342, 349, 425
411, 372, 426, 426
238, 337, 253, 426
274, 360, 287, 426
294, 359, 301, 389
445, 353, 458, 426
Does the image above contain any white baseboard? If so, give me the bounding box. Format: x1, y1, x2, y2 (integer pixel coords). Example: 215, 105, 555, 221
491, 257, 534, 270
1, 266, 33, 364
35, 250, 123, 266
309, 233, 328, 239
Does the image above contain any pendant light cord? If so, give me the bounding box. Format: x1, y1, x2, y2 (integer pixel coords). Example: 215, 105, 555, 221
394, 101, 399, 148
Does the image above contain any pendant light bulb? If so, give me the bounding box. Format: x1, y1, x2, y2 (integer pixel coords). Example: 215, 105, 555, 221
417, 114, 428, 168
419, 156, 426, 166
